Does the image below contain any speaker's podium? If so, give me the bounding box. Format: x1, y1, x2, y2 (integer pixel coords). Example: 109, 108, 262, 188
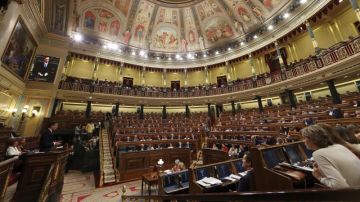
12, 150, 68, 202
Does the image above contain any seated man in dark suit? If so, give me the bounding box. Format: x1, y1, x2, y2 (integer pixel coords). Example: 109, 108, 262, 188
237, 152, 254, 192
39, 122, 60, 152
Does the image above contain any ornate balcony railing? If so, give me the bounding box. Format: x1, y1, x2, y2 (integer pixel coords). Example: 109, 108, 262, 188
59, 36, 360, 98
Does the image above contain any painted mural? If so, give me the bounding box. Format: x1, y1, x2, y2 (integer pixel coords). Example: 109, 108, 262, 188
129, 0, 155, 46
152, 27, 179, 51
183, 8, 199, 51
196, 0, 222, 22
76, 0, 290, 52
156, 8, 179, 26
82, 8, 123, 37
204, 17, 234, 43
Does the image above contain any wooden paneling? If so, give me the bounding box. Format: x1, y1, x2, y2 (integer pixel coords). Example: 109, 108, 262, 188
118, 148, 191, 182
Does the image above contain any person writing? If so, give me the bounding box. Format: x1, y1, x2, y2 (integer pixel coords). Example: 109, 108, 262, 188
40, 122, 61, 152
301, 125, 360, 188
237, 152, 254, 192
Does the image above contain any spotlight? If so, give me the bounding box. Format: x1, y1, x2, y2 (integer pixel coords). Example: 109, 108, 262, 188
300, 0, 307, 4
139, 50, 145, 56
227, 47, 232, 51
283, 13, 290, 19
73, 33, 83, 42
131, 51, 136, 56
267, 25, 274, 30
253, 35, 258, 39
108, 43, 119, 50
203, 54, 207, 58
215, 51, 219, 55
240, 41, 245, 46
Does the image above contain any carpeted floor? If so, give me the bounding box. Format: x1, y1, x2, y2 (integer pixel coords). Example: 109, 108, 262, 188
61, 171, 156, 202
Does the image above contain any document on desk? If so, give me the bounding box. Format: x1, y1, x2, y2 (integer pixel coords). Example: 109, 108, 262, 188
196, 180, 212, 188
238, 171, 248, 177
202, 177, 222, 185
224, 176, 237, 182
292, 165, 314, 172
196, 177, 222, 188
229, 174, 241, 180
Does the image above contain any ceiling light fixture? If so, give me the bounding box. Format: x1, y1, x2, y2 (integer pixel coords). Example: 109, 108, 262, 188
139, 50, 145, 56
253, 35, 258, 39
283, 13, 290, 19
73, 33, 83, 42
215, 51, 219, 55
131, 51, 136, 56
267, 25, 274, 30
240, 41, 245, 46
108, 43, 119, 50
300, 0, 307, 4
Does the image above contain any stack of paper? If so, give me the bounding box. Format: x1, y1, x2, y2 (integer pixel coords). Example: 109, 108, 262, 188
196, 177, 222, 188
238, 171, 248, 177
202, 177, 222, 185
229, 174, 241, 180
224, 176, 236, 182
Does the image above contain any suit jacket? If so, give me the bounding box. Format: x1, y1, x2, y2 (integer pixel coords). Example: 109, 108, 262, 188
40, 128, 54, 152
237, 169, 254, 192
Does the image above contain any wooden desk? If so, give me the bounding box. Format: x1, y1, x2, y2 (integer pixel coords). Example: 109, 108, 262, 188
141, 172, 158, 196
202, 148, 229, 165
158, 170, 189, 195
251, 141, 315, 191
189, 159, 244, 194
116, 148, 191, 182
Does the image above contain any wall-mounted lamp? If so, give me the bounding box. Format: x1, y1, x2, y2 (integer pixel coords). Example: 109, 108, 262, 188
31, 109, 38, 117
157, 159, 164, 168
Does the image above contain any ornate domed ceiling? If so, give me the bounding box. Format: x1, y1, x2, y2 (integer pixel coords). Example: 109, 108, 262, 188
72, 0, 290, 53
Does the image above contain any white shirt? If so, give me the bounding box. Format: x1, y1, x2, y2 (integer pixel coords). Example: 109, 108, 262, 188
314, 144, 360, 188
6, 146, 21, 156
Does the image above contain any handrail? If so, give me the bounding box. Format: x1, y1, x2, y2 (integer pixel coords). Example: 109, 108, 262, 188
98, 127, 104, 187
121, 188, 360, 201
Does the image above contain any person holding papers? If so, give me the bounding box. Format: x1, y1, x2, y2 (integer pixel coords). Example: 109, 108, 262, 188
237, 152, 254, 192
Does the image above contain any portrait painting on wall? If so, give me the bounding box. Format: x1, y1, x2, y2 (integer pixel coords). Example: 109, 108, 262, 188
28, 55, 60, 83
1, 17, 37, 81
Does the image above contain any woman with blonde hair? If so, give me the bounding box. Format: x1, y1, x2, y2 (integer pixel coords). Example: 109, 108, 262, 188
301, 124, 360, 188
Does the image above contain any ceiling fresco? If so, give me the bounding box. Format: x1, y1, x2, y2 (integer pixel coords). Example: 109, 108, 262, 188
74, 0, 289, 52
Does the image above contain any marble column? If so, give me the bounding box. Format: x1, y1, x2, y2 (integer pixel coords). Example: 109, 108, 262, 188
162, 105, 167, 119
286, 89, 297, 109
256, 96, 263, 113
231, 101, 236, 116
86, 101, 92, 118
326, 79, 341, 104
